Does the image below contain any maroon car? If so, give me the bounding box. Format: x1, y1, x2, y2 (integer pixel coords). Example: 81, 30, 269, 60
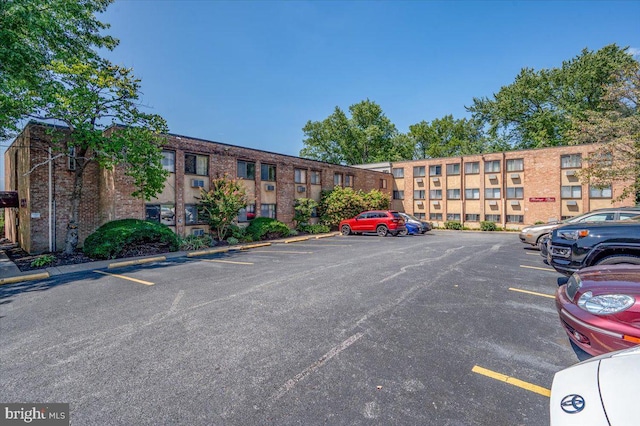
556, 264, 640, 356
339, 210, 406, 237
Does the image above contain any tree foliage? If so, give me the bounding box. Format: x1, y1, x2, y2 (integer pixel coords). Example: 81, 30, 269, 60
318, 187, 390, 228
197, 175, 248, 241
467, 44, 638, 149
409, 115, 487, 159
293, 198, 318, 230
300, 99, 413, 165
0, 0, 117, 139
568, 61, 640, 202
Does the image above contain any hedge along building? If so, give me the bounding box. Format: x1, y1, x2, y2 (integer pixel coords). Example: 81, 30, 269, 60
369, 144, 635, 229
5, 122, 393, 254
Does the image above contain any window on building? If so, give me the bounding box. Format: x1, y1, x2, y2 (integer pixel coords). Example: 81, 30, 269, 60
261, 163, 276, 181
506, 187, 524, 199
185, 154, 208, 176
68, 146, 77, 171
237, 160, 255, 179
561, 154, 582, 168
261, 203, 276, 219
161, 150, 175, 172
485, 188, 501, 199
506, 159, 524, 172
238, 203, 256, 222
485, 214, 501, 222
430, 213, 443, 221
465, 162, 479, 174
146, 204, 175, 226
465, 188, 480, 199
429, 189, 442, 199
345, 175, 354, 187
447, 189, 461, 199
506, 215, 524, 223
379, 179, 387, 189
429, 165, 442, 176
185, 205, 200, 225
392, 168, 404, 178
393, 190, 404, 200
414, 213, 426, 220
334, 173, 343, 186
485, 160, 500, 173
414, 190, 425, 200
590, 152, 613, 167
446, 163, 460, 175
413, 166, 426, 177
310, 170, 321, 185
294, 169, 306, 184
447, 213, 461, 221
561, 185, 582, 198
465, 214, 480, 222
589, 185, 612, 198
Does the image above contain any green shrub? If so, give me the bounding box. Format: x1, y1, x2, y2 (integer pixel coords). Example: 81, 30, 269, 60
294, 198, 318, 231
318, 187, 390, 228
444, 221, 463, 230
83, 219, 180, 259
534, 221, 545, 225
179, 234, 213, 251
245, 217, 291, 241
302, 224, 330, 234
227, 237, 239, 245
480, 221, 497, 231
288, 229, 299, 237
30, 254, 56, 268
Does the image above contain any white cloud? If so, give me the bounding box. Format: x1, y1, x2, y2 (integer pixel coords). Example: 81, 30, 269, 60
628, 47, 640, 57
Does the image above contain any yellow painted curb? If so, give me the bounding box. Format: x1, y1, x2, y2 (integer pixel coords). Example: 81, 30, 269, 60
316, 232, 339, 239
284, 236, 311, 244
0, 271, 50, 285
108, 256, 166, 269
239, 242, 272, 250
187, 247, 231, 258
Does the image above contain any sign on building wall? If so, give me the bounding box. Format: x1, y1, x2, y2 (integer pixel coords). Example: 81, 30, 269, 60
0, 191, 18, 208
529, 197, 556, 202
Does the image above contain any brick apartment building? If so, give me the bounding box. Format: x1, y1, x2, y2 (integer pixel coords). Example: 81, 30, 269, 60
4, 122, 392, 254
370, 145, 635, 229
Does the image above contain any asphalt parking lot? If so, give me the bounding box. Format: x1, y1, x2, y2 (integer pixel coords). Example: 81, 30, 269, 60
0, 231, 581, 425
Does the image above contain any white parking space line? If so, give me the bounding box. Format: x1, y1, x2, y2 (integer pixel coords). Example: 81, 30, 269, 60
286, 244, 351, 247
251, 250, 313, 254
519, 264, 556, 272
200, 259, 254, 265
525, 252, 540, 255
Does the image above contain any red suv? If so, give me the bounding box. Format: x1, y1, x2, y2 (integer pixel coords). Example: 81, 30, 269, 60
339, 210, 406, 237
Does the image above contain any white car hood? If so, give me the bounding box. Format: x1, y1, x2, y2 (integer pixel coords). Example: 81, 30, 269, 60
550, 346, 640, 425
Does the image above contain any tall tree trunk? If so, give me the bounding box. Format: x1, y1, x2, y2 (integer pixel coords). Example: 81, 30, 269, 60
64, 168, 84, 255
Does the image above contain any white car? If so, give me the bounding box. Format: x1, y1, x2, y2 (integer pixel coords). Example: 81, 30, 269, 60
550, 346, 640, 425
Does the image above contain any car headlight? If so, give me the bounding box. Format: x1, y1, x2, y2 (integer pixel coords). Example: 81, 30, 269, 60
557, 229, 589, 240
577, 291, 635, 315
521, 227, 530, 233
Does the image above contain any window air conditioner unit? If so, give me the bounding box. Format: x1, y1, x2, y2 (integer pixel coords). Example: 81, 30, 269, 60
565, 170, 576, 176
511, 173, 520, 179
417, 201, 424, 206
432, 177, 440, 183
488, 200, 498, 206
510, 200, 520, 206
488, 174, 497, 180
265, 184, 275, 191
416, 178, 423, 183
297, 186, 306, 193
192, 229, 204, 236
566, 200, 578, 206
432, 200, 440, 205
191, 179, 205, 188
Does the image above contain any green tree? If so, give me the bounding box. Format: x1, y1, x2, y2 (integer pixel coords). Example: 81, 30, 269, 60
568, 61, 640, 202
28, 58, 168, 254
408, 115, 486, 159
467, 44, 638, 149
300, 99, 413, 165
0, 0, 117, 139
197, 175, 248, 241
318, 187, 390, 228
293, 198, 318, 231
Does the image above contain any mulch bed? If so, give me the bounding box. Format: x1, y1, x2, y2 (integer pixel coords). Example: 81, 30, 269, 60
5, 247, 98, 272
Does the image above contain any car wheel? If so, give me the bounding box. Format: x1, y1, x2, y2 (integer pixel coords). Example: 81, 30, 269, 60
341, 225, 351, 236
596, 255, 640, 266
399, 229, 408, 236
376, 225, 388, 237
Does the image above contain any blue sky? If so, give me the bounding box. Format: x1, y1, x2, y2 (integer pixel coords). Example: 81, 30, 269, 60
2, 1, 639, 189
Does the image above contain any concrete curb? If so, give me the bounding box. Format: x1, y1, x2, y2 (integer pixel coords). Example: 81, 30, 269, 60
0, 272, 50, 286
108, 256, 167, 269
284, 236, 311, 244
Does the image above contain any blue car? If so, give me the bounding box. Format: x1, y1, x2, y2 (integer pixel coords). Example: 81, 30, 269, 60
400, 221, 421, 236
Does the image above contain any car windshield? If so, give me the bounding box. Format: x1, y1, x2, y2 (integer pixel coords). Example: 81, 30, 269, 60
403, 213, 420, 221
